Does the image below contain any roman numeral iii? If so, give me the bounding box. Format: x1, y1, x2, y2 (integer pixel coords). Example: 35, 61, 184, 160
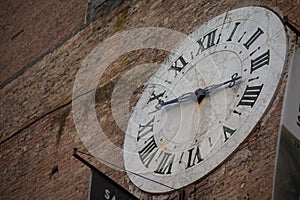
250, 49, 270, 74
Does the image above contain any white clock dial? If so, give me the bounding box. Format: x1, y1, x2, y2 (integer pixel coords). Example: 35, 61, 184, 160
124, 6, 287, 193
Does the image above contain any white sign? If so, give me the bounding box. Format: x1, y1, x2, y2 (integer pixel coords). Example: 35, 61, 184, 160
273, 47, 300, 200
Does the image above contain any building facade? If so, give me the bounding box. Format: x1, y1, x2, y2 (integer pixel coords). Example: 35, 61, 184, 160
1, 0, 299, 199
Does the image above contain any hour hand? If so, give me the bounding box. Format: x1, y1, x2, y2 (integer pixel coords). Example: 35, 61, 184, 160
155, 92, 196, 110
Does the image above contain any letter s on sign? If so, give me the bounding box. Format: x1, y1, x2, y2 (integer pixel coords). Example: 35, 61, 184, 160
104, 189, 110, 199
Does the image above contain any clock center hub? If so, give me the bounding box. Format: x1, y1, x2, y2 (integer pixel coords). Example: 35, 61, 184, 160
156, 51, 242, 151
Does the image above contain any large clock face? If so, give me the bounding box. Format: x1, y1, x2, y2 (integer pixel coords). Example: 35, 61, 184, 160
123, 6, 287, 193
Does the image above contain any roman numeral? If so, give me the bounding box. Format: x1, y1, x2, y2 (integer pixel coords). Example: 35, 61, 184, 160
227, 22, 241, 41
243, 28, 264, 49
185, 146, 203, 169
223, 125, 237, 142
250, 49, 270, 74
196, 29, 218, 55
138, 136, 158, 168
168, 55, 189, 77
147, 90, 165, 104
237, 84, 264, 108
154, 152, 175, 174
137, 117, 155, 141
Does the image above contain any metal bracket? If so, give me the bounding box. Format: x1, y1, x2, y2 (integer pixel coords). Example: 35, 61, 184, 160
284, 16, 300, 36
179, 189, 185, 200
72, 148, 139, 200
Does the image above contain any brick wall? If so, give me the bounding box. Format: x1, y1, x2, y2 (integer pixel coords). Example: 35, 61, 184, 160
1, 0, 299, 199
0, 0, 87, 87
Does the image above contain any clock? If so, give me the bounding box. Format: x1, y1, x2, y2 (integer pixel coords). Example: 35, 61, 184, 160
123, 6, 287, 193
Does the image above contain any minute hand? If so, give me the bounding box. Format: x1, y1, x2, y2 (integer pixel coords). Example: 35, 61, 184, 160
195, 75, 242, 98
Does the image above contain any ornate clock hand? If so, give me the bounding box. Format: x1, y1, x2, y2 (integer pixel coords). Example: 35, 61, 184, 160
155, 92, 196, 110
195, 73, 241, 103
156, 74, 241, 109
